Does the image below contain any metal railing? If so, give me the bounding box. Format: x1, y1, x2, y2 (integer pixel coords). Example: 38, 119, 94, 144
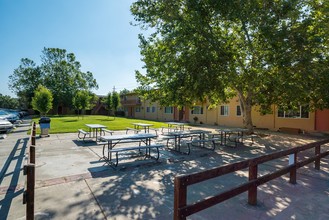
174, 139, 329, 220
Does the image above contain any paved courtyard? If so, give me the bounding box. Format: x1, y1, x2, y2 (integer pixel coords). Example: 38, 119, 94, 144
0, 122, 328, 219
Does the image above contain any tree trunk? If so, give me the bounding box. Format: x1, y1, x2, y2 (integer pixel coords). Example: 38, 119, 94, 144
237, 90, 254, 134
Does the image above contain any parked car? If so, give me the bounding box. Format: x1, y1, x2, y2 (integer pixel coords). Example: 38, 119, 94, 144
0, 108, 29, 119
0, 110, 20, 123
0, 119, 14, 133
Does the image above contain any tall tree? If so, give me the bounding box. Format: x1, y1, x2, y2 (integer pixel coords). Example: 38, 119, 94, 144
42, 48, 98, 113
72, 90, 95, 118
31, 85, 53, 116
8, 48, 98, 112
0, 94, 19, 109
103, 92, 112, 116
131, 0, 329, 131
8, 58, 43, 108
112, 91, 120, 115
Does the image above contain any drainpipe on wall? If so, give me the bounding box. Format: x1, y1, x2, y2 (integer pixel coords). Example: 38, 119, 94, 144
273, 105, 276, 131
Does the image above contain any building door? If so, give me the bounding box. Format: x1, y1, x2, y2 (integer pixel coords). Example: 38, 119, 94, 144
315, 109, 329, 131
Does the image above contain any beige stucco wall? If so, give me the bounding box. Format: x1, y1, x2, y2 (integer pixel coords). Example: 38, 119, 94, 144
216, 97, 243, 127
122, 94, 317, 131
251, 106, 275, 130
274, 112, 315, 132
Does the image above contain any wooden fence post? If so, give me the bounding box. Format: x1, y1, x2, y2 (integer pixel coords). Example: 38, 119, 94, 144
314, 145, 321, 170
248, 164, 258, 205
174, 177, 187, 220
31, 135, 36, 146
29, 145, 35, 164
289, 153, 297, 184
26, 164, 35, 220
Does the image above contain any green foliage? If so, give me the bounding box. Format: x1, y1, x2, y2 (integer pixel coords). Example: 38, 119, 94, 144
112, 91, 120, 111
119, 88, 130, 95
103, 92, 112, 115
0, 93, 19, 109
31, 85, 53, 116
131, 0, 329, 130
9, 48, 98, 111
72, 90, 95, 117
8, 58, 43, 108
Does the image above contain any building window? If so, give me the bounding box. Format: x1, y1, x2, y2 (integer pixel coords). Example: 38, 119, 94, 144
236, 106, 242, 116
146, 107, 150, 113
191, 106, 203, 114
152, 106, 156, 113
277, 105, 309, 118
135, 107, 141, 112
164, 106, 173, 114
220, 105, 229, 116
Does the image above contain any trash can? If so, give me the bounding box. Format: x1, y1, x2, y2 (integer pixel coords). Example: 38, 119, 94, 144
39, 117, 51, 137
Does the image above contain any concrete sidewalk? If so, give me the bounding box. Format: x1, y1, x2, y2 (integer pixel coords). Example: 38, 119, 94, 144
0, 124, 328, 219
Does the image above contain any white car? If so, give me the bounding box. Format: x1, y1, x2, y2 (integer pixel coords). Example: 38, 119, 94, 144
0, 119, 14, 133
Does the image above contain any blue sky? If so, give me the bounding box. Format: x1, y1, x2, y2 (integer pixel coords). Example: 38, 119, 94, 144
0, 0, 145, 97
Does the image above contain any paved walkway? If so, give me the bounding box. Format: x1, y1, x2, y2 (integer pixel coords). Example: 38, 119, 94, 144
0, 122, 328, 220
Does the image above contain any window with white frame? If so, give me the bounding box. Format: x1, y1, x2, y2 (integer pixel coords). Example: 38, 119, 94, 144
164, 106, 173, 114
220, 105, 229, 116
236, 106, 242, 116
152, 106, 156, 113
135, 107, 141, 112
277, 105, 309, 118
146, 107, 150, 113
191, 106, 203, 114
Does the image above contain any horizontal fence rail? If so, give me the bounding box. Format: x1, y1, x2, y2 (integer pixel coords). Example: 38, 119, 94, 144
23, 121, 36, 220
174, 139, 329, 220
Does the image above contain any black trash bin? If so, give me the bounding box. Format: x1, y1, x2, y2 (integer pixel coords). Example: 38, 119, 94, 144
39, 117, 51, 137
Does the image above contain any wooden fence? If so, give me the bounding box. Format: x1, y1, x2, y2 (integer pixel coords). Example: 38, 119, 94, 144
23, 121, 36, 220
174, 139, 329, 220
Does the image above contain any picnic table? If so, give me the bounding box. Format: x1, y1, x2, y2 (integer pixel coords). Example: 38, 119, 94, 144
162, 129, 211, 154
98, 133, 160, 166
132, 123, 154, 133
85, 124, 107, 141
165, 122, 188, 132
215, 128, 249, 146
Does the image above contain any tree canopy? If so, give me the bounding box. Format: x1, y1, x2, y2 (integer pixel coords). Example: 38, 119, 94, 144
8, 58, 43, 108
72, 90, 95, 118
103, 92, 113, 116
0, 93, 19, 109
9, 48, 98, 112
131, 0, 329, 130
112, 91, 120, 112
31, 85, 53, 116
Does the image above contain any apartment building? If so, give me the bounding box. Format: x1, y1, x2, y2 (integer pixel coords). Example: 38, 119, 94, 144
120, 93, 329, 132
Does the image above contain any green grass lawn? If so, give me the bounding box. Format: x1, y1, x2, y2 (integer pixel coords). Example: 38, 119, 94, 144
33, 115, 175, 134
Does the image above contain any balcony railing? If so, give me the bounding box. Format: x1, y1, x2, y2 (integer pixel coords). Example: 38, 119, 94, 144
120, 99, 141, 106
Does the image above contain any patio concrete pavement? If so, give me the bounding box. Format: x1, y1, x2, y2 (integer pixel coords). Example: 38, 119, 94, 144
0, 121, 328, 219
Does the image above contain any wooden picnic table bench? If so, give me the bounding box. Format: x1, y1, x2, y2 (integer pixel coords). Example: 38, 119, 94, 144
101, 128, 114, 135
126, 127, 141, 134
186, 137, 220, 154
228, 134, 258, 147
78, 129, 90, 142
108, 144, 164, 166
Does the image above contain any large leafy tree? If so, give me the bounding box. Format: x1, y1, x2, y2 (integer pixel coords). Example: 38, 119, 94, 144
8, 48, 98, 113
8, 58, 43, 108
0, 93, 19, 109
131, 0, 329, 131
41, 48, 98, 113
